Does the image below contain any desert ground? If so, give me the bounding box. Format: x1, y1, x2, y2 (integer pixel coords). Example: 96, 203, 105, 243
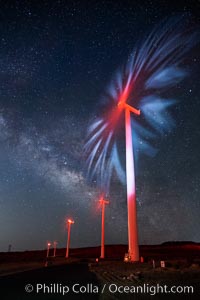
0, 243, 200, 299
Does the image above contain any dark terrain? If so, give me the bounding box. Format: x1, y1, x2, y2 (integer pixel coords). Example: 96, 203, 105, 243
0, 243, 200, 300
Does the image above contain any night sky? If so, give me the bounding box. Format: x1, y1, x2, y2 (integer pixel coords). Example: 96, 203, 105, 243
0, 0, 200, 252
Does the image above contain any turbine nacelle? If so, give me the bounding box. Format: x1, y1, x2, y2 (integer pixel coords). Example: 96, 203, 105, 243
99, 197, 109, 205
118, 101, 140, 116
67, 219, 75, 224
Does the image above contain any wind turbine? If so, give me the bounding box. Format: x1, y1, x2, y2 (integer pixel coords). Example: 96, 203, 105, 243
84, 17, 197, 263
118, 101, 140, 261
53, 241, 58, 257
46, 242, 51, 258
66, 219, 74, 258
99, 196, 109, 259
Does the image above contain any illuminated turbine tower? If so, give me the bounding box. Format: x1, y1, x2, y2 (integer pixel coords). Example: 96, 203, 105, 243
66, 219, 74, 258
118, 101, 140, 262
46, 242, 51, 258
53, 241, 58, 257
99, 196, 109, 259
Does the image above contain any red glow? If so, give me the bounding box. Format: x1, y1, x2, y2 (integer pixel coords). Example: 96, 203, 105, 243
118, 81, 133, 107
118, 100, 125, 110
47, 242, 51, 247
67, 218, 74, 224
118, 101, 140, 115
99, 196, 109, 205
116, 78, 140, 117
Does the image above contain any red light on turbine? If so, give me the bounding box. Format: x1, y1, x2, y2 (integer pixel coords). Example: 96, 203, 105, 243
67, 219, 74, 224
99, 196, 103, 204
99, 197, 109, 205
118, 100, 125, 109
66, 218, 74, 258
118, 101, 140, 116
